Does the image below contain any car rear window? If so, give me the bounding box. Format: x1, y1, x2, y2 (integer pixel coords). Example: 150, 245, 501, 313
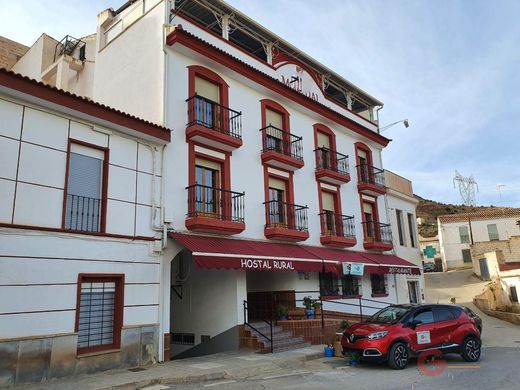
434, 306, 456, 322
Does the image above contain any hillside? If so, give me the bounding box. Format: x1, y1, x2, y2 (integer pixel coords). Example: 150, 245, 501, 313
415, 196, 505, 238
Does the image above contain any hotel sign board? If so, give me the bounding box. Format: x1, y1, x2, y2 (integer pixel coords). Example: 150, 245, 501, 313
275, 63, 322, 102
342, 262, 364, 276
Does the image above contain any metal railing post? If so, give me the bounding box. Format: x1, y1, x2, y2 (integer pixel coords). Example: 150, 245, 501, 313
270, 320, 273, 353
320, 296, 324, 329
359, 297, 363, 322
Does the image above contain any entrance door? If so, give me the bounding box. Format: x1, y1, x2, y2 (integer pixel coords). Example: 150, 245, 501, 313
407, 281, 419, 304
479, 258, 491, 281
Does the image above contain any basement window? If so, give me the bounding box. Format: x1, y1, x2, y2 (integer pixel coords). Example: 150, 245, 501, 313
171, 333, 195, 345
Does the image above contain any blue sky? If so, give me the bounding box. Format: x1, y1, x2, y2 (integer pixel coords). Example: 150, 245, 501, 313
1, 1, 519, 206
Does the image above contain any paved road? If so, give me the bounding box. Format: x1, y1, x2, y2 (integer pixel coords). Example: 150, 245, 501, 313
154, 270, 520, 390
424, 269, 520, 347
157, 347, 520, 390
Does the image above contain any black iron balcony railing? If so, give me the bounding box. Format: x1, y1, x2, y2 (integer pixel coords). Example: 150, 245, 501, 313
64, 194, 101, 232
315, 147, 349, 176
186, 95, 242, 139
356, 164, 385, 188
319, 212, 356, 239
260, 125, 303, 161
187, 184, 245, 223
53, 35, 86, 62
264, 200, 308, 231
361, 221, 393, 244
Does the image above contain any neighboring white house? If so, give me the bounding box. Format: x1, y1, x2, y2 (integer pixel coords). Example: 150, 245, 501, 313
1, 0, 424, 383
438, 209, 520, 270
419, 234, 442, 270
0, 68, 170, 385
384, 170, 423, 304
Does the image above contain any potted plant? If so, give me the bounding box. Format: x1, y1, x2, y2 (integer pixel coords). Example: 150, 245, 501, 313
275, 305, 289, 320
324, 335, 335, 358
313, 300, 321, 314
348, 350, 361, 366
303, 296, 315, 319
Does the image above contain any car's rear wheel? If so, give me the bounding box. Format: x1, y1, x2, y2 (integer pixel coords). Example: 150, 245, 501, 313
461, 336, 481, 362
388, 342, 409, 369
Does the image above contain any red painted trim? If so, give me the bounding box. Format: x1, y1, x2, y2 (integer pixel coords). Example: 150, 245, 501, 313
0, 223, 156, 241
321, 295, 363, 300
354, 141, 374, 168
371, 293, 389, 298
62, 139, 109, 233
272, 54, 323, 91
75, 273, 124, 355
264, 227, 309, 242
188, 65, 229, 108
176, 11, 277, 70
313, 123, 337, 152
166, 29, 389, 147
185, 125, 243, 150
185, 217, 245, 235
0, 69, 171, 143
260, 151, 305, 171
260, 99, 291, 131
319, 235, 356, 248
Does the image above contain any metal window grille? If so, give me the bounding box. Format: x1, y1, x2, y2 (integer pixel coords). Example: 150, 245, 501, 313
77, 281, 116, 348
171, 333, 195, 345
371, 274, 387, 294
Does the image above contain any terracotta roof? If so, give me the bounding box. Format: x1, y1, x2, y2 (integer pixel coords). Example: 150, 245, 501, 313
499, 262, 520, 272
438, 208, 520, 223
166, 26, 390, 147
0, 68, 171, 143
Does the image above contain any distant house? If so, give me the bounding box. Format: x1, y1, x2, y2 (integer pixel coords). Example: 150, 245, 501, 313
419, 234, 442, 271
437, 209, 520, 270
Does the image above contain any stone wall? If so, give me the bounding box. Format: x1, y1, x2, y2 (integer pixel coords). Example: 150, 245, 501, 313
471, 236, 520, 264
0, 324, 158, 387
0, 36, 28, 70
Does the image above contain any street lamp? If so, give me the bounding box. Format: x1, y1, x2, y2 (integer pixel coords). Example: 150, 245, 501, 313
379, 119, 409, 133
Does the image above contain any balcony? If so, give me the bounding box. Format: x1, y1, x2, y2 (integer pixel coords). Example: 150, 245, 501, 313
314, 148, 350, 185
361, 221, 393, 251
186, 184, 245, 234
263, 200, 309, 241
260, 126, 304, 171
319, 212, 356, 248
64, 194, 101, 232
356, 164, 386, 196
186, 95, 243, 151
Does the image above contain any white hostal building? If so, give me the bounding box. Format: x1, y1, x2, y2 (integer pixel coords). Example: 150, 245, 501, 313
1, 0, 423, 383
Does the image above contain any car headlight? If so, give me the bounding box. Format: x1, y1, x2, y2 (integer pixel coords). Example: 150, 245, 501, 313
367, 331, 388, 340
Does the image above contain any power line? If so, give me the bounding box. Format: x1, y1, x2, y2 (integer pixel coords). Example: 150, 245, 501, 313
453, 170, 479, 206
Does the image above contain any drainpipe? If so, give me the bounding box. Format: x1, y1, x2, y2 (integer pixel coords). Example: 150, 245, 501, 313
468, 216, 474, 245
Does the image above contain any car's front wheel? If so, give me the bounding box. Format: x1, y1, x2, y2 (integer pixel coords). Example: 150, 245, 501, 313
388, 342, 409, 369
461, 336, 481, 362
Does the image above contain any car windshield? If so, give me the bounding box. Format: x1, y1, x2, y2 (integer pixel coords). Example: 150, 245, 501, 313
368, 306, 409, 324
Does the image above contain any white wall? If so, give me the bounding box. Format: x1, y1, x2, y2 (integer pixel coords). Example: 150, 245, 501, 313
164, 49, 388, 248
0, 95, 162, 238
93, 1, 165, 124
439, 217, 520, 270
0, 229, 160, 338
12, 34, 58, 80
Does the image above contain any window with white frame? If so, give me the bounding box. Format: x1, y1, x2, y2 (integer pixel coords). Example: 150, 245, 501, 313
396, 210, 405, 246
64, 143, 106, 232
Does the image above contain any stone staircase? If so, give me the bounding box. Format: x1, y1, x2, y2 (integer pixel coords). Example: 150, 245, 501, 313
242, 322, 311, 353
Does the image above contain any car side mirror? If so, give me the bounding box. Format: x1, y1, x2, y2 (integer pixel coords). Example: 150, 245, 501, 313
408, 319, 422, 329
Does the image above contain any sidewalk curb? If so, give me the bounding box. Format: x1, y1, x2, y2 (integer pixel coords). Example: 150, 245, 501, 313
98, 351, 324, 390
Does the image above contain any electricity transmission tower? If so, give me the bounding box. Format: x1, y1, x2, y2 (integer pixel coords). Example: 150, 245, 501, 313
453, 171, 479, 206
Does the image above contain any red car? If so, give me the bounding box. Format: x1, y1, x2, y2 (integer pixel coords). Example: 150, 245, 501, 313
341, 304, 482, 369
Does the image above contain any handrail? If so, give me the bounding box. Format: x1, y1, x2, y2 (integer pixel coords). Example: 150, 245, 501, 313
243, 300, 273, 353
186, 94, 242, 139
356, 163, 385, 187
314, 147, 349, 176
361, 221, 393, 244
263, 200, 308, 231
318, 212, 355, 238
186, 184, 245, 223
260, 125, 304, 160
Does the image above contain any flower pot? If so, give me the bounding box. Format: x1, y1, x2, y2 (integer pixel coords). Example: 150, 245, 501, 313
324, 346, 334, 358
305, 308, 315, 319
